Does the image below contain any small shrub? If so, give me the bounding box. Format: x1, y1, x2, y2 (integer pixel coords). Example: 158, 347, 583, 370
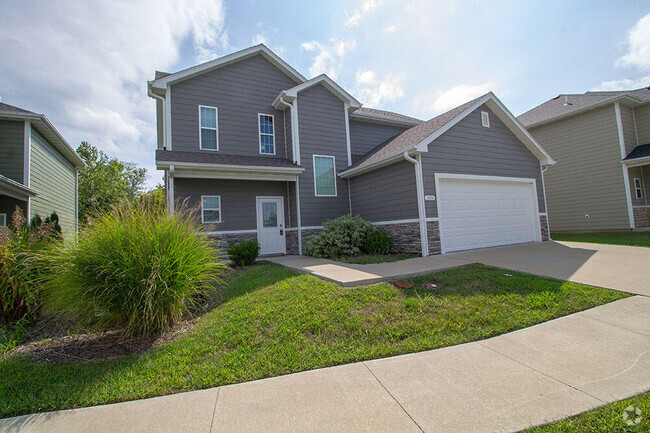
364, 229, 393, 255
303, 215, 375, 259
228, 239, 260, 266
42, 201, 226, 337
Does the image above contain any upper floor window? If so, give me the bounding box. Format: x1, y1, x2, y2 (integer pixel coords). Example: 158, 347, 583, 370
481, 111, 490, 128
199, 106, 218, 150
634, 178, 643, 199
201, 195, 221, 223
313, 155, 337, 197
258, 114, 275, 155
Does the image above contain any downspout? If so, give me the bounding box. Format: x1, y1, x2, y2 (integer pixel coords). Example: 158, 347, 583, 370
403, 151, 429, 257
280, 94, 302, 254
540, 164, 551, 241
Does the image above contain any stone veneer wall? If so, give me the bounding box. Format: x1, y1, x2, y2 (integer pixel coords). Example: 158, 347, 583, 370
379, 222, 421, 254
286, 230, 299, 255
540, 214, 550, 241
633, 207, 650, 228
210, 232, 257, 249
427, 221, 441, 255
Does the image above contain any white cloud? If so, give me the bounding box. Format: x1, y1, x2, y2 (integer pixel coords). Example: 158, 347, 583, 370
616, 13, 650, 71
300, 39, 356, 78
354, 69, 404, 107
252, 34, 267, 45
0, 0, 228, 188
384, 25, 397, 33
345, 0, 383, 27
592, 76, 650, 91
418, 82, 494, 115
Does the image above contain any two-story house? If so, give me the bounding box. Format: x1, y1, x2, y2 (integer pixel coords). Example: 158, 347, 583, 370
149, 45, 555, 256
0, 102, 84, 235
519, 87, 650, 232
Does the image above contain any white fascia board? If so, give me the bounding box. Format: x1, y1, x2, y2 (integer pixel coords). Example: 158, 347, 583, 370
622, 156, 650, 167
0, 175, 38, 199
338, 147, 417, 178
281, 74, 362, 108
151, 44, 306, 90
156, 160, 304, 173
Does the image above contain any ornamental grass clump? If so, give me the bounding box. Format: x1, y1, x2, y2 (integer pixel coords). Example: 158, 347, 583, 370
43, 200, 225, 337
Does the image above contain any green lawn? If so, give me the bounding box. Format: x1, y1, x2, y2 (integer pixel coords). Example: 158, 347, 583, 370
0, 263, 628, 418
526, 391, 649, 432
552, 231, 650, 247
335, 253, 420, 264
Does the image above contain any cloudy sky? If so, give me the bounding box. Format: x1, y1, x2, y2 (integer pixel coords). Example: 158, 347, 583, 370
1, 0, 649, 187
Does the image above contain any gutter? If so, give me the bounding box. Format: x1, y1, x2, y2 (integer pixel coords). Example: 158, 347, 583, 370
403, 151, 429, 257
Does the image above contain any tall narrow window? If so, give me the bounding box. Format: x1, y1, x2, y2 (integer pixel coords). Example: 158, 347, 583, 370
313, 155, 337, 197
634, 178, 643, 199
199, 106, 218, 150
201, 196, 221, 223
0, 213, 6, 227
481, 111, 490, 128
259, 114, 275, 155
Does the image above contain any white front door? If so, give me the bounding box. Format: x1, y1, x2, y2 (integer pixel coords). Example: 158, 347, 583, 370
256, 197, 286, 255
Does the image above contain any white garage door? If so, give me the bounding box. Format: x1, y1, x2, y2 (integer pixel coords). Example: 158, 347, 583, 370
438, 176, 540, 253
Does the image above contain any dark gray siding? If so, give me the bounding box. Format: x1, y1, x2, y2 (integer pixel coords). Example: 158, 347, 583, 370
350, 160, 418, 221
284, 107, 293, 162
0, 120, 25, 184
297, 84, 351, 226
170, 54, 298, 159
422, 104, 546, 218
349, 119, 408, 163
0, 195, 27, 224
174, 178, 290, 231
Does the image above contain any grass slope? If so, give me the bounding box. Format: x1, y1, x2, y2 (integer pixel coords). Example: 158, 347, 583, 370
552, 231, 650, 247
0, 263, 628, 418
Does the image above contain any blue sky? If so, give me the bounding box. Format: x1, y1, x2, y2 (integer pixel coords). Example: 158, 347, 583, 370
1, 0, 649, 187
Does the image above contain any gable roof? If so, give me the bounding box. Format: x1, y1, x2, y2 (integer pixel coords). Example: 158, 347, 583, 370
272, 74, 361, 109
340, 92, 554, 177
624, 143, 650, 161
0, 102, 85, 169
149, 44, 306, 92
350, 107, 422, 126
518, 87, 650, 128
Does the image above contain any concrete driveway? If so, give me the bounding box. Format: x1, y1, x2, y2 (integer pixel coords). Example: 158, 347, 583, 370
268, 241, 650, 295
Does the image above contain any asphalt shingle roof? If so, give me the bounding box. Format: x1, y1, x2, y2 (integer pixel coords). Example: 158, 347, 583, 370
624, 143, 650, 161
156, 150, 302, 168
518, 87, 650, 127
348, 95, 483, 170
0, 102, 35, 116
352, 107, 422, 124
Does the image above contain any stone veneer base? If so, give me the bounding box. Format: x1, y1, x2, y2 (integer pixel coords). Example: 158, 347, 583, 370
540, 214, 550, 241
633, 207, 650, 228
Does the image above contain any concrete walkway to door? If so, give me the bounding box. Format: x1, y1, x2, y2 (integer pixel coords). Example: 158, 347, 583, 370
267, 241, 650, 296
2, 295, 648, 432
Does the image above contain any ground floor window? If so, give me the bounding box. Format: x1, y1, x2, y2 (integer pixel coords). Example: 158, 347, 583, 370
634, 178, 643, 199
0, 213, 5, 227
201, 196, 221, 223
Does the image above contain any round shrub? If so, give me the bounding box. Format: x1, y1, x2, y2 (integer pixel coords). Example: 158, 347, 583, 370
228, 239, 260, 266
42, 200, 225, 337
303, 215, 375, 259
363, 229, 393, 255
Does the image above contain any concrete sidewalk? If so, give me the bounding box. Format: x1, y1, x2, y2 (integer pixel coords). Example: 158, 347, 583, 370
267, 241, 650, 296
2, 295, 649, 433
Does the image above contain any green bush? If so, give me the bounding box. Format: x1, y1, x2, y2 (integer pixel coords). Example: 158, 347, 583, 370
228, 239, 260, 266
42, 200, 225, 337
364, 229, 393, 255
0, 208, 58, 323
303, 215, 375, 259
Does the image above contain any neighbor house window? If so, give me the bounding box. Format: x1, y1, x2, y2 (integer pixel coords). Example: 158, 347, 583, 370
481, 111, 490, 128
634, 178, 643, 199
258, 114, 275, 155
199, 106, 218, 150
201, 196, 221, 223
313, 155, 337, 196
0, 213, 6, 227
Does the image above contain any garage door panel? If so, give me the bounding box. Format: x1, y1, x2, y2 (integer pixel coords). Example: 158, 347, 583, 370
439, 177, 538, 252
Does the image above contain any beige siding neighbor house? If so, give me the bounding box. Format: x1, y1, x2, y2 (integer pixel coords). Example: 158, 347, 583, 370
518, 87, 650, 232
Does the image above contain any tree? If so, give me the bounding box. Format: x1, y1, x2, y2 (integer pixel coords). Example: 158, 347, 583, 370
76, 141, 147, 222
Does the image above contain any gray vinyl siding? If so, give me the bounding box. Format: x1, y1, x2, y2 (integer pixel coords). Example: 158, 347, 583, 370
634, 103, 650, 145
620, 105, 637, 155
174, 178, 290, 231
156, 99, 164, 149
297, 84, 351, 226
350, 160, 418, 221
29, 128, 77, 235
285, 107, 293, 161
421, 105, 545, 218
629, 165, 649, 207
349, 120, 408, 163
0, 120, 25, 184
170, 54, 297, 159
528, 105, 630, 231
287, 180, 297, 228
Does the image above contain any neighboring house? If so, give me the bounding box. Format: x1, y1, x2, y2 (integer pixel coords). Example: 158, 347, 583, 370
0, 102, 85, 235
148, 45, 554, 256
519, 87, 650, 232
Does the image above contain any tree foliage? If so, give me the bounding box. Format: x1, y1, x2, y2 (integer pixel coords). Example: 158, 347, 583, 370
76, 141, 147, 222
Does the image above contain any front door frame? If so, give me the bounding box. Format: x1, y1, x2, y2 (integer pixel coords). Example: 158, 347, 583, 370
255, 196, 286, 255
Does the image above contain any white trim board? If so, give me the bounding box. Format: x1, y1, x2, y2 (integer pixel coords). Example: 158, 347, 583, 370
203, 229, 258, 235
615, 102, 636, 229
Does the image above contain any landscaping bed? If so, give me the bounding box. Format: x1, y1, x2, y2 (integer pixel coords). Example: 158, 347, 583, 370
0, 263, 628, 418
552, 231, 650, 247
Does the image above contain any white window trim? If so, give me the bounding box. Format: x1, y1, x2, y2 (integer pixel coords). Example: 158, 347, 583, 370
634, 178, 643, 199
198, 105, 219, 151
313, 155, 337, 197
481, 111, 490, 128
258, 113, 276, 155
0, 213, 6, 227
201, 195, 221, 223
